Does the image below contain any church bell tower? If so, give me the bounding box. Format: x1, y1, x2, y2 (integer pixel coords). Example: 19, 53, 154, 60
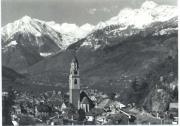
69, 57, 80, 109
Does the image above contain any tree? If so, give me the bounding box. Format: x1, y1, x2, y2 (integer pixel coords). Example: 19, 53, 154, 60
130, 78, 149, 105
19, 115, 36, 125
3, 96, 12, 125
20, 103, 27, 114
2, 86, 16, 125
78, 108, 86, 121
109, 92, 116, 100
131, 78, 139, 92
169, 114, 174, 120
65, 103, 78, 119
172, 86, 178, 101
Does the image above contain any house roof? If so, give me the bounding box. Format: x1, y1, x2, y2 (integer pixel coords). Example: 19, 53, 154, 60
37, 104, 52, 112
48, 100, 62, 106
61, 102, 67, 109
97, 99, 112, 108
89, 108, 104, 116
169, 103, 178, 109
86, 111, 94, 116
109, 101, 126, 108
97, 99, 125, 109
107, 113, 124, 120
89, 96, 97, 101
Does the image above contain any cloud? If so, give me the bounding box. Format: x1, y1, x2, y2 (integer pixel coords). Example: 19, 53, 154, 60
101, 7, 111, 13
112, 5, 118, 9
88, 8, 97, 15
88, 7, 111, 15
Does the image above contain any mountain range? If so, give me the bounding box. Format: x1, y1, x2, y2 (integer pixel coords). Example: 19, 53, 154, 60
1, 1, 178, 109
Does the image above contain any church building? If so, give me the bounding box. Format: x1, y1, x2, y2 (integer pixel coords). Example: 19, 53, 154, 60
69, 57, 80, 109
69, 57, 95, 112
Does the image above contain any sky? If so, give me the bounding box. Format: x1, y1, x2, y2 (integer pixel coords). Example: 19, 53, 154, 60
1, 0, 177, 26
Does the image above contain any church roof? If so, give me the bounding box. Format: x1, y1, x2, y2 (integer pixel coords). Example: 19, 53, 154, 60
72, 56, 78, 63
80, 91, 95, 108
81, 97, 90, 104
72, 56, 79, 68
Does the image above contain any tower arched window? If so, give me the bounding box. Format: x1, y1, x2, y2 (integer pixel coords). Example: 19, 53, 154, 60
74, 79, 77, 84
74, 70, 77, 75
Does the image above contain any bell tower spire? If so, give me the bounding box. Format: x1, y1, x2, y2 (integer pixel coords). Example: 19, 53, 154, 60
69, 56, 80, 109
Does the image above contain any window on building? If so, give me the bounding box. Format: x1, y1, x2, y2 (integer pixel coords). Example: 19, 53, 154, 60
74, 70, 77, 75
74, 79, 77, 84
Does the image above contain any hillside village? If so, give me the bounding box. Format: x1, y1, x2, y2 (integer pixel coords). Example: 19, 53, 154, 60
2, 57, 178, 125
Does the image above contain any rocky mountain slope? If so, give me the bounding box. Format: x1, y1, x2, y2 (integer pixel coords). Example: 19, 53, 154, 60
1, 16, 95, 72
1, 16, 63, 72
27, 16, 177, 87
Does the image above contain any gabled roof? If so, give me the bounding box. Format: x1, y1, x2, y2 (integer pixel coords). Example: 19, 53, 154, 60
80, 91, 94, 104
81, 97, 90, 104
72, 56, 79, 68
80, 91, 95, 109
89, 96, 97, 101
61, 102, 67, 109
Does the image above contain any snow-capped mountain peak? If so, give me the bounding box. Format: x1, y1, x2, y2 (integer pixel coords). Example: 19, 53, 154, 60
1, 16, 64, 56
80, 23, 95, 33
1, 1, 177, 52
20, 15, 32, 23
80, 1, 177, 50
1, 16, 95, 50
95, 21, 108, 29
96, 1, 177, 29
61, 23, 79, 33
46, 21, 95, 46
1, 16, 44, 40
141, 1, 158, 9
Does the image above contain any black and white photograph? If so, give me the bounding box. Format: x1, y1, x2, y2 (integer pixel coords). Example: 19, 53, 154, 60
1, 0, 178, 125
